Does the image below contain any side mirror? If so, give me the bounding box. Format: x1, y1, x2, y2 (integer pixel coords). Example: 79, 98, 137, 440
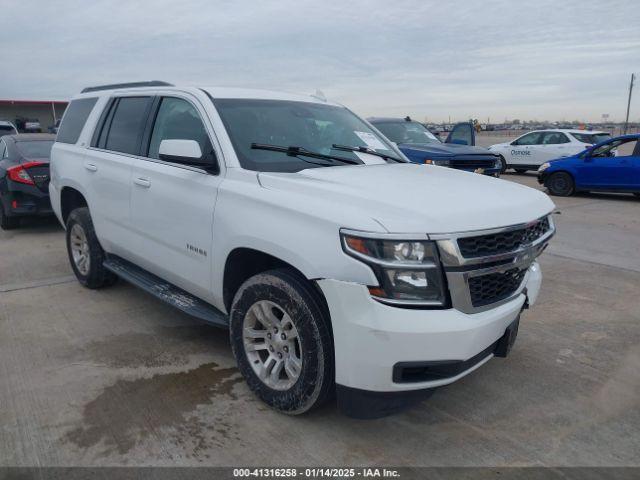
158, 139, 213, 168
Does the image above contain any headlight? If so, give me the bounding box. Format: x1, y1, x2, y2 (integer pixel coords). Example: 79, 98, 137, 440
538, 162, 551, 172
341, 233, 448, 306
424, 158, 450, 166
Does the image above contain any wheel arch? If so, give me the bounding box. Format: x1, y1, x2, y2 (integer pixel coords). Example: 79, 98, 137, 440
60, 186, 89, 225
222, 247, 331, 325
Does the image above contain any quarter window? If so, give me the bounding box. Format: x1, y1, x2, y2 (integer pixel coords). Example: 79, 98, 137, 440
56, 97, 98, 144
148, 97, 213, 161
104, 97, 153, 155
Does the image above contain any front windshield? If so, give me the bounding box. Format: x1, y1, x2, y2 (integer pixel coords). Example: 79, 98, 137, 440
16, 140, 54, 159
214, 99, 399, 172
372, 121, 440, 145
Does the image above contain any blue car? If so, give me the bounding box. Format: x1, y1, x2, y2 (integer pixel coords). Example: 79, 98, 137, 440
369, 117, 502, 176
537, 134, 640, 197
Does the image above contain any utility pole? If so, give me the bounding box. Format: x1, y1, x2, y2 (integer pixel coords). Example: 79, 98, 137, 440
623, 73, 635, 134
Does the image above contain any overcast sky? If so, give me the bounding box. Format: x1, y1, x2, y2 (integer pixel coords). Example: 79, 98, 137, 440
2, 0, 639, 122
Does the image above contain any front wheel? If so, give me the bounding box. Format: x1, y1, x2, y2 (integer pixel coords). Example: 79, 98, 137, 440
498, 155, 507, 174
546, 171, 575, 197
230, 269, 334, 415
65, 207, 117, 288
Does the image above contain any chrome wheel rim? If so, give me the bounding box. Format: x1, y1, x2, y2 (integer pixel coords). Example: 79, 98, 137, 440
70, 223, 90, 276
243, 300, 302, 390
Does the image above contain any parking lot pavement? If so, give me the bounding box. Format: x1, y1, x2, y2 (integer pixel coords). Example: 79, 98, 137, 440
1, 177, 639, 467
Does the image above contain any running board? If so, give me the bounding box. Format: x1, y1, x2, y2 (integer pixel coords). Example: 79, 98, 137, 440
103, 255, 228, 328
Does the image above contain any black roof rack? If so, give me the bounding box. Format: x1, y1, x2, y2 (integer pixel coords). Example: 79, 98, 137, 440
81, 81, 174, 94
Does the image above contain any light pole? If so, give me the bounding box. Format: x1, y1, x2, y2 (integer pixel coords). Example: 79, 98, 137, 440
623, 73, 635, 135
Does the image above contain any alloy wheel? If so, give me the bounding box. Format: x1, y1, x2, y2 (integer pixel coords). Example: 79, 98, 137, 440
70, 223, 91, 275
243, 300, 303, 390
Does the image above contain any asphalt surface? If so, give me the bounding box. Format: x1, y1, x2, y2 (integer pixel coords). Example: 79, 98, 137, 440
1, 173, 639, 467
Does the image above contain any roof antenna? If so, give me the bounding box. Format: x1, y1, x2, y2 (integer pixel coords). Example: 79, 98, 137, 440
404, 116, 412, 122
312, 89, 327, 102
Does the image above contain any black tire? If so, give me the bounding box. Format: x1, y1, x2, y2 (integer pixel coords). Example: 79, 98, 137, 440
546, 171, 575, 197
514, 168, 528, 174
230, 268, 334, 415
0, 202, 19, 230
65, 207, 117, 289
498, 155, 507, 174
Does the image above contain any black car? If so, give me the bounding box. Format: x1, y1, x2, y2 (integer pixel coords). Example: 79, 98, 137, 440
0, 134, 55, 229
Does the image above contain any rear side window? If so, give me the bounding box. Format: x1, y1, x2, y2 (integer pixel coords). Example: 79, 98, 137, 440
103, 97, 152, 155
541, 132, 570, 145
56, 97, 98, 144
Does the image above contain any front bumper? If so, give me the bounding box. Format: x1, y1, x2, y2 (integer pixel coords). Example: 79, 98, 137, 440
537, 171, 548, 185
318, 261, 541, 415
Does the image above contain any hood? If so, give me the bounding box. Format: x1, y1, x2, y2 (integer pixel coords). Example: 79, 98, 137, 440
258, 163, 555, 234
398, 142, 493, 157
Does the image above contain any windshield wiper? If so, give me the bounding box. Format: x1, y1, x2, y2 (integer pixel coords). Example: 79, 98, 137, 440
251, 143, 361, 166
331, 144, 405, 163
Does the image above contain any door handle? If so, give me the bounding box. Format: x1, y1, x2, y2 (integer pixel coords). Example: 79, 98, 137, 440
134, 177, 151, 188
84, 163, 98, 172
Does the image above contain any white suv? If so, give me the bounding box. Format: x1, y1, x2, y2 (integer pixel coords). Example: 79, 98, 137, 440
489, 129, 611, 173
50, 81, 555, 418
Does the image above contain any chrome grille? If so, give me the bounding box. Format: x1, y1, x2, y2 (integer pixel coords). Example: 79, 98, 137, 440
433, 215, 555, 314
457, 217, 550, 258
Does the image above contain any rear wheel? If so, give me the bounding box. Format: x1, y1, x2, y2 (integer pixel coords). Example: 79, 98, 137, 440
0, 202, 19, 230
514, 168, 528, 174
546, 171, 575, 197
65, 207, 117, 288
230, 269, 334, 415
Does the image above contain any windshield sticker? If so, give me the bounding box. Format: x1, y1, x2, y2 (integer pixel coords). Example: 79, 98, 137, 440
354, 131, 388, 151
354, 151, 386, 165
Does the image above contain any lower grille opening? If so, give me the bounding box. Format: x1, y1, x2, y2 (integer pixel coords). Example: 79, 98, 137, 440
393, 341, 497, 383
468, 267, 526, 307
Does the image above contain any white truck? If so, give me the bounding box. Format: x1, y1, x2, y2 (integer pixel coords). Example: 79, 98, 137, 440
50, 81, 555, 418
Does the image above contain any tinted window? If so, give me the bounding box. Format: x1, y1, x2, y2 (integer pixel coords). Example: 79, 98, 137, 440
148, 97, 213, 161
214, 99, 397, 172
590, 138, 637, 157
0, 125, 15, 134
571, 132, 611, 144
104, 97, 152, 155
56, 97, 98, 144
16, 141, 54, 159
513, 132, 542, 145
373, 121, 440, 145
541, 132, 570, 145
